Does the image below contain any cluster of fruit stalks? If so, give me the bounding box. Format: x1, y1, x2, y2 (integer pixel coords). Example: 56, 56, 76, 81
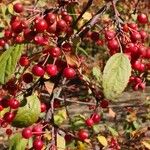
0, 0, 149, 149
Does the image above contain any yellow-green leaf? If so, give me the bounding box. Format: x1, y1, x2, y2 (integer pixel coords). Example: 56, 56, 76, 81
9, 133, 28, 150
57, 133, 66, 150
97, 135, 108, 147
12, 95, 41, 127
0, 44, 24, 84
102, 53, 131, 100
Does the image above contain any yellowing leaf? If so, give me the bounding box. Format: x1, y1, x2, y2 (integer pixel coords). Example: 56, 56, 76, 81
43, 129, 51, 141
82, 12, 92, 20
77, 141, 86, 150
45, 81, 54, 95
65, 53, 80, 68
57, 133, 65, 150
97, 135, 108, 147
142, 141, 150, 149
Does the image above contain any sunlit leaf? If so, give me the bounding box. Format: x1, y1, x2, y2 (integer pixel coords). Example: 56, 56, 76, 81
97, 135, 108, 147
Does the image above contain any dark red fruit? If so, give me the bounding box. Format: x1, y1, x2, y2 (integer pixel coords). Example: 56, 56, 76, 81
124, 43, 138, 54
0, 39, 6, 47
4, 29, 12, 39
45, 64, 58, 76
65, 134, 73, 142
96, 40, 104, 46
35, 19, 48, 32
138, 45, 146, 56
47, 22, 57, 33
130, 32, 141, 42
144, 48, 150, 59
50, 47, 61, 57
34, 35, 44, 45
85, 118, 94, 127
19, 56, 29, 66
100, 100, 109, 108
0, 105, 4, 111
90, 32, 99, 41
107, 39, 119, 50
22, 128, 32, 139
62, 15, 73, 25
23, 73, 33, 83
3, 112, 15, 123
8, 98, 20, 109
32, 125, 43, 135
33, 139, 43, 150
53, 99, 61, 108
91, 113, 101, 123
140, 30, 148, 41
137, 13, 148, 24
41, 103, 47, 112
63, 67, 76, 79
57, 19, 67, 32
45, 13, 56, 25
13, 3, 24, 13
139, 82, 146, 90
32, 65, 45, 76
11, 20, 22, 33
132, 61, 145, 72
105, 30, 116, 40
6, 128, 12, 135
15, 35, 24, 43
127, 23, 138, 30
78, 129, 89, 141
62, 42, 72, 52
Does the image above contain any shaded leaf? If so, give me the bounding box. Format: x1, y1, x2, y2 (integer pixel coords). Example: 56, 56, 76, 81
107, 126, 119, 137
97, 135, 108, 147
9, 133, 28, 150
0, 44, 24, 84
92, 66, 102, 82
102, 53, 131, 100
12, 94, 41, 127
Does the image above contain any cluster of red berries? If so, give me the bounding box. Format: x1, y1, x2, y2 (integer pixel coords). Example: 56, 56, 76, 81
109, 138, 120, 150
22, 125, 44, 150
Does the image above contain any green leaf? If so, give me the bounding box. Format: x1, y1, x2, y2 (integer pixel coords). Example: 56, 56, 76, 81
9, 133, 28, 150
0, 44, 24, 84
102, 53, 131, 100
107, 126, 119, 137
93, 124, 101, 134
54, 108, 67, 126
92, 66, 102, 83
12, 95, 41, 127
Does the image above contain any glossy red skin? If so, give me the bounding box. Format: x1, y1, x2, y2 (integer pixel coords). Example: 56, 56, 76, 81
22, 128, 32, 139
85, 118, 94, 127
13, 3, 24, 13
46, 64, 58, 76
32, 65, 45, 76
33, 139, 44, 150
78, 129, 89, 141
35, 19, 48, 32
63, 68, 76, 79
137, 13, 148, 24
